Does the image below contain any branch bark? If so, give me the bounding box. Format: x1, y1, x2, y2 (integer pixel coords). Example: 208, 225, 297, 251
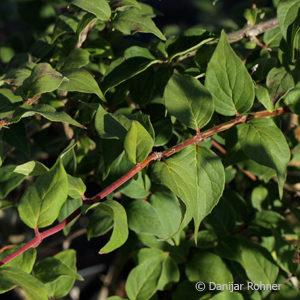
0, 106, 288, 265
177, 17, 279, 62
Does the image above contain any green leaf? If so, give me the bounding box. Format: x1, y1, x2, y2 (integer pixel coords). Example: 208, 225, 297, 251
45, 250, 79, 298
277, 0, 300, 39
150, 188, 182, 240
237, 118, 290, 198
216, 236, 279, 284
88, 200, 128, 254
113, 5, 166, 40
102, 57, 160, 92
204, 196, 236, 236
120, 172, 150, 199
127, 199, 163, 236
95, 105, 130, 139
167, 28, 214, 61
18, 158, 68, 228
186, 251, 233, 283
125, 249, 165, 300
59, 68, 105, 101
164, 73, 213, 130
239, 239, 279, 284
0, 267, 48, 299
87, 206, 114, 239
72, 0, 111, 21
0, 166, 26, 198
284, 84, 300, 114
255, 85, 274, 112
157, 256, 180, 290
205, 31, 254, 116
22, 63, 64, 98
153, 119, 173, 146
34, 257, 83, 283
0, 88, 23, 119
76, 13, 98, 42
67, 174, 86, 199
58, 48, 90, 70
11, 104, 84, 128
124, 120, 154, 163
266, 67, 294, 99
11, 161, 49, 176
151, 145, 225, 235
0, 246, 36, 273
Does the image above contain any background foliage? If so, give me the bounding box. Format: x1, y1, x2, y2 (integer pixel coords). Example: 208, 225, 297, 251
0, 0, 300, 299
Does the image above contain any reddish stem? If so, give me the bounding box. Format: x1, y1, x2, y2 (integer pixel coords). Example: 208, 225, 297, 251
0, 107, 288, 265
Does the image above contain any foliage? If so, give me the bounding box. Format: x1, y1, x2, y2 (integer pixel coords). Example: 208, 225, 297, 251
0, 0, 300, 299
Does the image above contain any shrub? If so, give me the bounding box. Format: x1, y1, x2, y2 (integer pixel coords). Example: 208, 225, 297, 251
0, 0, 300, 299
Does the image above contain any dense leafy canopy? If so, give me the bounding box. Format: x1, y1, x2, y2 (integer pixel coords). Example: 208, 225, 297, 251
0, 0, 300, 299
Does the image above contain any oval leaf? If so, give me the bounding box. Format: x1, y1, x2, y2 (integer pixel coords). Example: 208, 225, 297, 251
18, 158, 68, 228
92, 200, 129, 254
102, 57, 160, 92
0, 267, 48, 300
237, 118, 290, 198
72, 0, 111, 21
277, 0, 300, 39
124, 120, 154, 163
151, 145, 225, 235
205, 31, 254, 116
164, 73, 213, 130
23, 63, 64, 98
59, 68, 105, 101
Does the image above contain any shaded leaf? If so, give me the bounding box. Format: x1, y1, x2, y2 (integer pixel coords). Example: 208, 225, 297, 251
124, 120, 154, 163
164, 73, 213, 130
186, 251, 233, 283
277, 0, 300, 39
102, 56, 160, 92
0, 267, 48, 299
238, 118, 290, 198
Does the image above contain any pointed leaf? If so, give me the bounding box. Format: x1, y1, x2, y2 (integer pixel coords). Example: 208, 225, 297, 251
277, 0, 300, 39
23, 63, 64, 98
125, 250, 164, 300
151, 145, 225, 234
0, 246, 36, 273
0, 267, 48, 299
102, 57, 160, 92
59, 68, 105, 101
11, 104, 84, 128
186, 251, 233, 283
34, 257, 83, 283
205, 31, 254, 116
164, 73, 213, 130
124, 120, 154, 163
89, 200, 128, 254
72, 0, 111, 21
45, 250, 79, 298
255, 85, 274, 112
237, 118, 290, 198
18, 158, 68, 228
95, 105, 130, 139
113, 6, 166, 40
59, 48, 90, 70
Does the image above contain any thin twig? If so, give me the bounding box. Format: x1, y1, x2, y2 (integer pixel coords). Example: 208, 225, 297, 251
0, 106, 288, 265
177, 17, 279, 62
